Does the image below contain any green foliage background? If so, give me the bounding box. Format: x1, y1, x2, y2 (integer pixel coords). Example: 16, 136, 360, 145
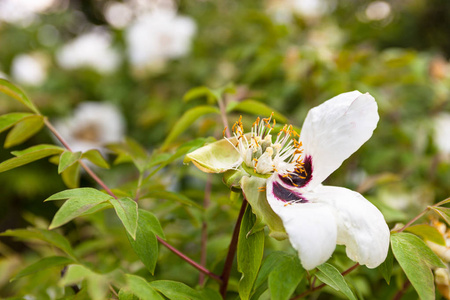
0, 0, 449, 299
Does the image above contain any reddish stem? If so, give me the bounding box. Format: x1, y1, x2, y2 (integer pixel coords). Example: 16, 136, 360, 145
220, 198, 248, 298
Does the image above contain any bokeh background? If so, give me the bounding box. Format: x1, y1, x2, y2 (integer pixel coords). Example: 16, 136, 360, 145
0, 0, 450, 298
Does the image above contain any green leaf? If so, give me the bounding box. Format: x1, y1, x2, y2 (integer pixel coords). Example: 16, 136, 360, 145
109, 197, 138, 240
58, 151, 82, 174
107, 138, 148, 171
0, 144, 64, 173
82, 149, 110, 169
61, 162, 81, 188
237, 205, 265, 300
254, 251, 287, 289
316, 263, 357, 300
226, 99, 288, 124
127, 210, 161, 274
241, 176, 287, 240
149, 280, 203, 300
11, 144, 64, 156
4, 115, 44, 148
145, 190, 203, 210
118, 289, 139, 300
138, 209, 165, 239
11, 256, 74, 281
183, 86, 216, 103
391, 232, 445, 300
378, 245, 394, 284
161, 105, 220, 150
0, 228, 76, 259
405, 224, 446, 246
268, 254, 305, 300
431, 207, 450, 227
125, 274, 164, 300
48, 188, 112, 229
0, 112, 34, 133
0, 78, 40, 114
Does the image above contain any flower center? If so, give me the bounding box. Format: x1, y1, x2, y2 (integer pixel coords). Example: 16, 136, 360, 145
226, 114, 307, 177
73, 122, 101, 142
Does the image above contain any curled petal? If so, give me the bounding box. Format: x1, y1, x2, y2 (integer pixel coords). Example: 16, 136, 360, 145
184, 137, 242, 173
300, 91, 379, 189
267, 176, 337, 270
306, 185, 390, 268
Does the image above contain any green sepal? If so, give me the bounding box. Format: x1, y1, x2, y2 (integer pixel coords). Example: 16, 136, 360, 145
223, 167, 246, 189
184, 136, 241, 173
241, 176, 287, 240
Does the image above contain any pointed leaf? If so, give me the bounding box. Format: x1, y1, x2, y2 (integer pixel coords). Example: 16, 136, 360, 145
145, 190, 203, 210
0, 228, 76, 259
431, 207, 450, 227
0, 112, 34, 133
0, 145, 64, 173
4, 115, 44, 148
109, 197, 138, 240
269, 254, 305, 300
127, 210, 161, 274
162, 105, 220, 150
125, 274, 164, 300
58, 151, 82, 174
241, 176, 287, 240
238, 205, 265, 300
82, 149, 110, 169
391, 232, 445, 300
61, 162, 81, 188
149, 280, 203, 300
226, 99, 288, 124
49, 189, 111, 229
405, 224, 446, 246
316, 263, 357, 300
11, 256, 74, 281
45, 188, 113, 202
11, 144, 64, 156
0, 78, 40, 114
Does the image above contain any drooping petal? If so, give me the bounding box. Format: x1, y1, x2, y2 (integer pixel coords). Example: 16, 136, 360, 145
306, 185, 390, 268
241, 176, 287, 240
299, 91, 379, 189
184, 137, 242, 173
266, 176, 337, 270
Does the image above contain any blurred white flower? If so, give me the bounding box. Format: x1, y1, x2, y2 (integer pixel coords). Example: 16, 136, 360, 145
266, 0, 331, 23
435, 113, 450, 161
0, 0, 57, 26
365, 1, 391, 21
56, 29, 121, 74
125, 9, 196, 71
54, 102, 125, 153
11, 53, 48, 86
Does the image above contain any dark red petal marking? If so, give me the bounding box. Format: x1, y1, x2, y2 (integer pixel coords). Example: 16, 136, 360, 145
272, 181, 308, 203
279, 155, 313, 188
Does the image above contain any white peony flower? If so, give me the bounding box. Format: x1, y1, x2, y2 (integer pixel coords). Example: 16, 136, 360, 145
125, 9, 196, 69
266, 0, 331, 23
11, 53, 48, 86
0, 0, 56, 26
435, 113, 450, 161
54, 102, 125, 153
186, 91, 390, 270
56, 29, 121, 74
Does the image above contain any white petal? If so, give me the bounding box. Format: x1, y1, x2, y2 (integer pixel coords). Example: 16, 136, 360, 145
266, 175, 337, 270
306, 185, 390, 268
300, 91, 379, 189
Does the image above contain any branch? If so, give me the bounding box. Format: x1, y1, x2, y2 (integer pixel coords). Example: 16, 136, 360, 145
44, 118, 222, 283
220, 197, 248, 297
